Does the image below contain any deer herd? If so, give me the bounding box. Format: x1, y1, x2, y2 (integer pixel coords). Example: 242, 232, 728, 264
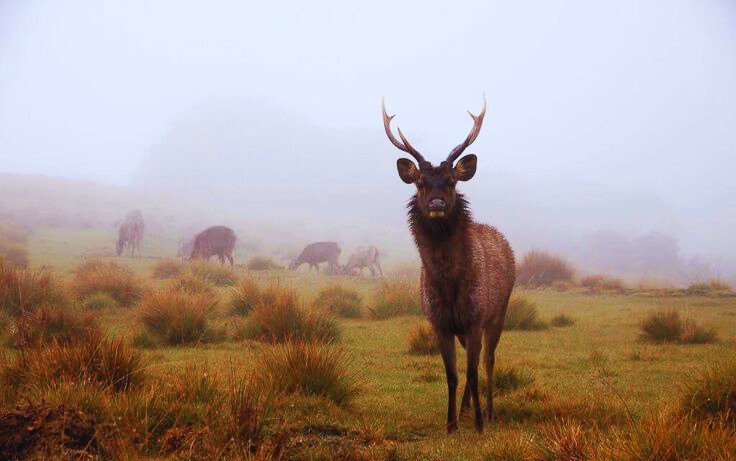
115, 96, 514, 434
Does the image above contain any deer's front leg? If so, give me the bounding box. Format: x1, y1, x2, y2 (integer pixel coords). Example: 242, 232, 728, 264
436, 329, 458, 433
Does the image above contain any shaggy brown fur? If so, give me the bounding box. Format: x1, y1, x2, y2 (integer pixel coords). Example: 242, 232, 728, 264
190, 226, 237, 266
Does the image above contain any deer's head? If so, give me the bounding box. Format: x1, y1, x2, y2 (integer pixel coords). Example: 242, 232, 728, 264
382, 96, 486, 219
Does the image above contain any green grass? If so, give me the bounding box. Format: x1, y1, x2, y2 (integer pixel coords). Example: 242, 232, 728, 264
3, 227, 736, 459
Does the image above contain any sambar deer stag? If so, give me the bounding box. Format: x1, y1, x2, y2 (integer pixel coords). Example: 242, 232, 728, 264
382, 96, 515, 433
190, 226, 236, 266
116, 210, 145, 257
289, 242, 341, 274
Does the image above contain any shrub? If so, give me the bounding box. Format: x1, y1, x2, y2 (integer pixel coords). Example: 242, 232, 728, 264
504, 295, 548, 330
407, 321, 438, 355
13, 306, 100, 348
138, 287, 220, 345
516, 250, 574, 287
550, 314, 575, 327
259, 341, 360, 407
81, 291, 120, 310
580, 274, 625, 293
187, 260, 237, 286
1, 334, 146, 392
229, 278, 262, 316
0, 265, 69, 316
313, 285, 363, 318
72, 260, 145, 307
246, 256, 282, 271
151, 258, 185, 279
240, 287, 339, 343
681, 359, 736, 426
640, 309, 717, 344
685, 279, 733, 295
371, 279, 421, 319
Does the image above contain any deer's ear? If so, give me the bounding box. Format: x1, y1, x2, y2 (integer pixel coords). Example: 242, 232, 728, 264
454, 154, 477, 181
396, 158, 420, 184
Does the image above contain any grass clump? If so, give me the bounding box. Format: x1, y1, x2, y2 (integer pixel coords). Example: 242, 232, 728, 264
151, 258, 185, 279
371, 279, 421, 319
407, 321, 438, 355
259, 341, 360, 407
72, 260, 145, 307
13, 306, 100, 348
313, 285, 363, 318
504, 295, 548, 330
138, 287, 221, 345
187, 260, 237, 286
240, 286, 340, 343
580, 274, 625, 293
686, 279, 733, 296
0, 244, 29, 269
169, 273, 216, 296
1, 334, 145, 392
516, 250, 574, 287
246, 256, 282, 271
681, 359, 736, 426
229, 278, 262, 316
492, 365, 535, 395
550, 313, 575, 327
81, 291, 120, 310
640, 309, 717, 344
0, 264, 69, 316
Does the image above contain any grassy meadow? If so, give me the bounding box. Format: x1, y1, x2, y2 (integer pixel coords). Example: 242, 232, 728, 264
0, 228, 735, 460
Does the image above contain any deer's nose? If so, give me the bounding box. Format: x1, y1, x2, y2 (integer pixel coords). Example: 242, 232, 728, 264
428, 198, 446, 211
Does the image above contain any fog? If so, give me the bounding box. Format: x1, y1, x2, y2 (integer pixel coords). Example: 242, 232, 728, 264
1, 0, 735, 282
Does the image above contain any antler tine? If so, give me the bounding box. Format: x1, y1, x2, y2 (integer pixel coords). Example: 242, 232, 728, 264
446, 94, 487, 164
381, 97, 426, 164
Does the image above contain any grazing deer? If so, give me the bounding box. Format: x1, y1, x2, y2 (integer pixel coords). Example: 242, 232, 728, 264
382, 96, 515, 433
289, 242, 341, 274
190, 226, 236, 266
116, 210, 145, 257
343, 245, 383, 277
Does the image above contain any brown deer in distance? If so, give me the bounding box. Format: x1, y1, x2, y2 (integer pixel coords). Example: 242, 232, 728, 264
382, 96, 515, 433
190, 226, 236, 266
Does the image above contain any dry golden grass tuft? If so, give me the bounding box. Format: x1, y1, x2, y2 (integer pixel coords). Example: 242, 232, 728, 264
72, 260, 145, 307
680, 359, 736, 426
313, 285, 363, 318
685, 279, 733, 296
407, 321, 438, 355
580, 274, 626, 293
0, 264, 69, 316
550, 313, 575, 327
247, 255, 282, 271
240, 286, 340, 343
137, 287, 221, 345
151, 257, 185, 279
258, 341, 361, 407
517, 250, 575, 287
12, 306, 100, 348
505, 294, 548, 330
168, 272, 216, 296
81, 291, 120, 310
187, 260, 237, 286
229, 277, 262, 316
371, 278, 421, 319
640, 309, 717, 344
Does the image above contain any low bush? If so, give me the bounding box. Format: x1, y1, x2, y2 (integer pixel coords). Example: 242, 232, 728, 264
13, 306, 100, 348
71, 260, 144, 307
504, 295, 548, 330
247, 256, 282, 271
151, 258, 185, 279
685, 279, 733, 295
259, 341, 360, 407
371, 279, 421, 319
313, 285, 363, 318
229, 278, 262, 316
240, 287, 339, 343
550, 314, 575, 327
681, 359, 736, 426
81, 291, 120, 310
407, 321, 438, 355
0, 265, 69, 316
187, 260, 237, 286
640, 309, 717, 344
516, 250, 574, 287
1, 334, 145, 392
580, 274, 625, 292
138, 287, 221, 345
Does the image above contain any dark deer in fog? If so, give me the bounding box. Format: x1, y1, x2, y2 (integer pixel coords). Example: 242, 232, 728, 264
343, 245, 383, 277
190, 226, 236, 266
116, 209, 145, 257
382, 96, 515, 433
289, 242, 341, 274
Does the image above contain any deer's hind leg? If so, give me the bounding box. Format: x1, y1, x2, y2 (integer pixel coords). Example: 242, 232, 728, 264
484, 316, 506, 423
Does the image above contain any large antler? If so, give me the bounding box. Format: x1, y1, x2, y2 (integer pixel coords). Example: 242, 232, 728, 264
446, 94, 487, 164
381, 97, 426, 164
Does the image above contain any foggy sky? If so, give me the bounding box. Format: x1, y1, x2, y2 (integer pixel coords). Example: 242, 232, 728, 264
1, 0, 735, 264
